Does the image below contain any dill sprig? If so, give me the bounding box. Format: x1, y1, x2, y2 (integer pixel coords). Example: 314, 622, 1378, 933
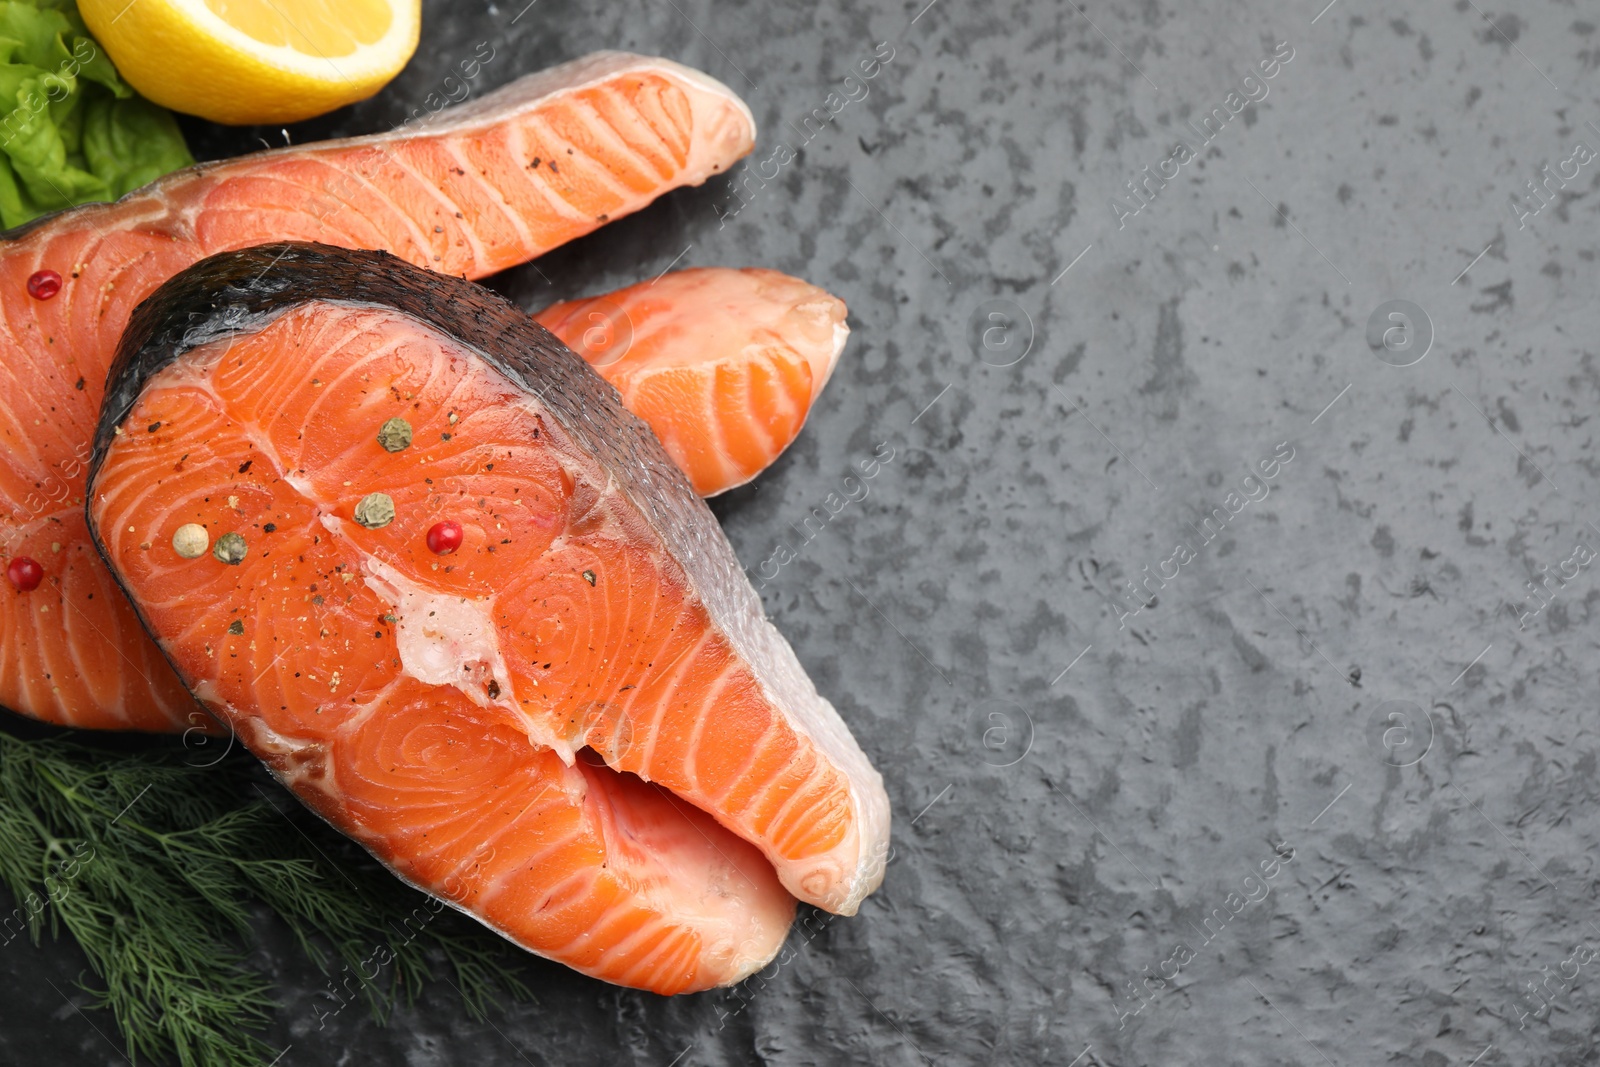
0, 731, 531, 1066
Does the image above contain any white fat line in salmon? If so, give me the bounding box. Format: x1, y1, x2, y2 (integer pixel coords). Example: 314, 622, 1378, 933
713, 41, 897, 229
747, 442, 896, 590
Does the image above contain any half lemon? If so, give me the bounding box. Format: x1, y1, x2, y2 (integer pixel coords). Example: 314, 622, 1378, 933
79, 0, 421, 125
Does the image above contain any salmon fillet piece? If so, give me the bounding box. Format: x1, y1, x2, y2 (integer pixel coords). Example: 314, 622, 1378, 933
87, 244, 890, 989
0, 52, 754, 731
537, 268, 848, 496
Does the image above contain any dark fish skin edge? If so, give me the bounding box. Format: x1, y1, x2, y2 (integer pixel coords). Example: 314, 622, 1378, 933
87, 240, 749, 718
90, 240, 710, 544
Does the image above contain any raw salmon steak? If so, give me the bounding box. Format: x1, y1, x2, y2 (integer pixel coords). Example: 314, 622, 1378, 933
0, 52, 755, 732
537, 268, 848, 496
87, 244, 890, 990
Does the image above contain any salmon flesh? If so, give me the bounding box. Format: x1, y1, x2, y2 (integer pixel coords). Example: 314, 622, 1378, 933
86, 244, 891, 992
0, 52, 754, 731
537, 267, 849, 497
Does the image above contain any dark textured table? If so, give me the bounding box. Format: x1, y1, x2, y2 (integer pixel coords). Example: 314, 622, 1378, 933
6, 0, 1599, 1064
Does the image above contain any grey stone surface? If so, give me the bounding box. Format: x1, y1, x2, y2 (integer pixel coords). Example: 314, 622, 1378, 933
6, 0, 1600, 1064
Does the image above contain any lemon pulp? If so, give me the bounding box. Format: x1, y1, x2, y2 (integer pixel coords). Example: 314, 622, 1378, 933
203, 0, 392, 56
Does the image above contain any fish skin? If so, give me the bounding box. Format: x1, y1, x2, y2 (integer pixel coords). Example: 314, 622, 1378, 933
87, 244, 891, 988
0, 52, 754, 732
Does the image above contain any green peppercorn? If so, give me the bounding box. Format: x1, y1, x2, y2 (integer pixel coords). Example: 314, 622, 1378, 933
213, 532, 247, 565
376, 417, 413, 452
354, 493, 396, 529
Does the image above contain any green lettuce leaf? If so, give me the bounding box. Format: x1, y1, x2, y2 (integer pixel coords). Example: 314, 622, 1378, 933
0, 0, 192, 228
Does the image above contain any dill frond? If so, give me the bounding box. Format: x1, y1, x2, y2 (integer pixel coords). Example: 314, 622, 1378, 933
0, 732, 530, 1066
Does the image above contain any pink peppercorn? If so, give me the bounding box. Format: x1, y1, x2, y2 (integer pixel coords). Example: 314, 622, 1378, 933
7, 557, 43, 591
26, 270, 61, 300
426, 520, 464, 554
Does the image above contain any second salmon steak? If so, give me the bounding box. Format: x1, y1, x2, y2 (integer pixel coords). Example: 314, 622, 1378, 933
87, 244, 890, 993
